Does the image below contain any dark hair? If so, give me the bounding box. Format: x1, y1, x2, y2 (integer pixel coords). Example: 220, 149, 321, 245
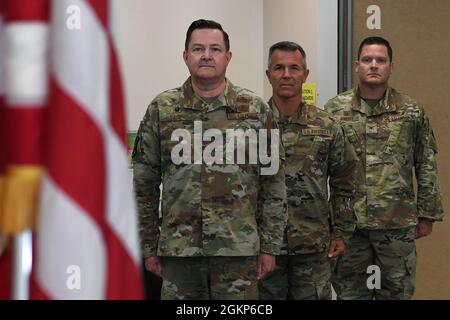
268, 41, 307, 69
185, 19, 230, 51
357, 36, 393, 62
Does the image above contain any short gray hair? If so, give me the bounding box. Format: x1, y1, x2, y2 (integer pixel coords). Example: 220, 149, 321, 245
268, 41, 307, 69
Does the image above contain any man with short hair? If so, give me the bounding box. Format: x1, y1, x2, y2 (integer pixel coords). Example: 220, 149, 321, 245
325, 36, 444, 300
259, 41, 357, 300
133, 19, 287, 300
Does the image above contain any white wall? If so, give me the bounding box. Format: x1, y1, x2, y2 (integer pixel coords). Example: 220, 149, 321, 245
111, 0, 337, 130
317, 0, 338, 107
263, 0, 337, 105
263, 0, 318, 100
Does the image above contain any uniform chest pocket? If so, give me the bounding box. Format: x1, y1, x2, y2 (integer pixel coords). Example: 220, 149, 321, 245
159, 113, 198, 163
226, 113, 264, 133
384, 119, 415, 157
159, 109, 204, 134
342, 123, 363, 156
302, 134, 331, 173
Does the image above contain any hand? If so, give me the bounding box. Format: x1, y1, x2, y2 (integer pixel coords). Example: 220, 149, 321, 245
257, 253, 275, 281
144, 256, 162, 278
415, 218, 433, 239
328, 238, 347, 258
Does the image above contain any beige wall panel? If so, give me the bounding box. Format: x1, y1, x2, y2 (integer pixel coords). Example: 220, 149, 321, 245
354, 0, 450, 299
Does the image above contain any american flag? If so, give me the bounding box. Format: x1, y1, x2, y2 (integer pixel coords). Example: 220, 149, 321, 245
0, 0, 143, 300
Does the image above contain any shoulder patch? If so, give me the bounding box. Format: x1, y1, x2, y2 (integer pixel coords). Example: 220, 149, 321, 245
235, 95, 252, 113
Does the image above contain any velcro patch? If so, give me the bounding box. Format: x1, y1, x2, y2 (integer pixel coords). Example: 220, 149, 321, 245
235, 96, 252, 113
227, 112, 259, 120
170, 114, 197, 121
367, 124, 378, 134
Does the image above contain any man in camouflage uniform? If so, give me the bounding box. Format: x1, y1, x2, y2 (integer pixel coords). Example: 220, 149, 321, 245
258, 41, 358, 300
325, 36, 444, 300
132, 19, 287, 300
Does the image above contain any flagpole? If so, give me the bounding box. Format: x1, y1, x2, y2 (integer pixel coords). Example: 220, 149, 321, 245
12, 230, 32, 300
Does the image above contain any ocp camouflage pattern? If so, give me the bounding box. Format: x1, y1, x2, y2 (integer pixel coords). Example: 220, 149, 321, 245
133, 78, 287, 258
324, 87, 444, 229
270, 100, 358, 254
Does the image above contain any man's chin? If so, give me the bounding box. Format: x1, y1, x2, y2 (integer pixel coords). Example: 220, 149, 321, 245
277, 89, 297, 97
363, 79, 386, 86
196, 71, 216, 78
276, 93, 297, 100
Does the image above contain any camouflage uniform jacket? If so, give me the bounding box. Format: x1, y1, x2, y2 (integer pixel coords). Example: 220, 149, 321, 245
324, 87, 444, 229
133, 78, 287, 258
270, 99, 358, 254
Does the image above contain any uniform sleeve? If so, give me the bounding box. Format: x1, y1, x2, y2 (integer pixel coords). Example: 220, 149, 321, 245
414, 109, 444, 222
132, 102, 162, 258
257, 108, 288, 255
328, 123, 358, 243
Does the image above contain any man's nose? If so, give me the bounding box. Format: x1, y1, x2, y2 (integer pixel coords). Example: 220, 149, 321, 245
202, 49, 212, 59
370, 59, 378, 68
282, 68, 291, 78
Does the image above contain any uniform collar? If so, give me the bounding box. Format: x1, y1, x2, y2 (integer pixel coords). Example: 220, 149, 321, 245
180, 77, 239, 112
269, 97, 309, 125
351, 86, 399, 116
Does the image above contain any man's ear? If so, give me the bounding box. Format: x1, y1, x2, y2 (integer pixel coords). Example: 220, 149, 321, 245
305, 69, 310, 81
265, 69, 271, 83
226, 51, 232, 64
389, 61, 394, 74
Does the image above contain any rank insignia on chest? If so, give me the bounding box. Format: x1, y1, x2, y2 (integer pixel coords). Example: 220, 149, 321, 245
367, 123, 378, 134
235, 96, 251, 113
235, 103, 250, 113
340, 111, 353, 121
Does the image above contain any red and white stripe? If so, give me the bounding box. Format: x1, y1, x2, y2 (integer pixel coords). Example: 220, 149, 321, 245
2, 0, 48, 168
0, 0, 6, 174
1, 0, 48, 298
30, 0, 143, 299
0, 3, 9, 299
0, 0, 5, 102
